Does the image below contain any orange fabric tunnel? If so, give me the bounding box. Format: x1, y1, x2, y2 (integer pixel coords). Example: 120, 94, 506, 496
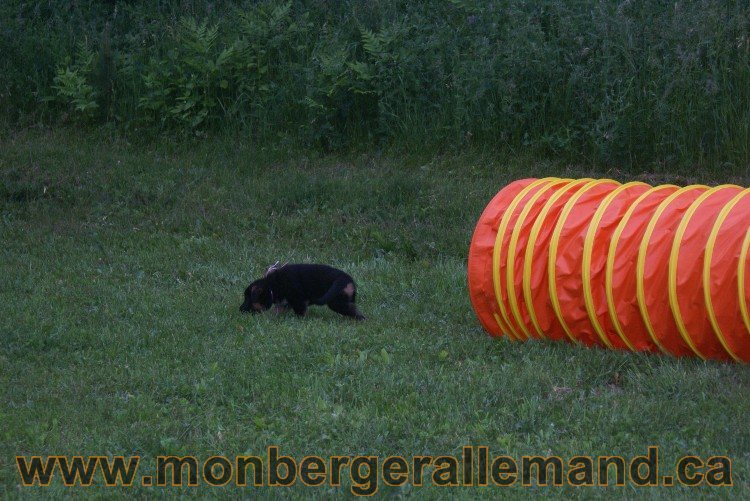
467, 178, 750, 362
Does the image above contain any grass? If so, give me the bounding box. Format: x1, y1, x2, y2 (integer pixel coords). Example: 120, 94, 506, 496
1, 130, 749, 498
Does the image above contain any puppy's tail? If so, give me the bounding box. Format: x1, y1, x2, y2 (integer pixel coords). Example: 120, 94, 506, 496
314, 278, 353, 305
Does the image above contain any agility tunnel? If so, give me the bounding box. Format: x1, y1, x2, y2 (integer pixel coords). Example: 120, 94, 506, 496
467, 178, 750, 363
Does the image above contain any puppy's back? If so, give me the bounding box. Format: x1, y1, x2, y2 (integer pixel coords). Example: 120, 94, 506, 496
278, 264, 353, 297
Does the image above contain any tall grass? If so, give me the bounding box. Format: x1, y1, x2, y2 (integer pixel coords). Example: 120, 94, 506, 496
1, 0, 748, 167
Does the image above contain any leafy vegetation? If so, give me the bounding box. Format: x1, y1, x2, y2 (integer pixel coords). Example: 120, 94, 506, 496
1, 0, 749, 166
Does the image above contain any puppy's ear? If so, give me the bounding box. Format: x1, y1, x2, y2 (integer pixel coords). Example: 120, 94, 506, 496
251, 285, 261, 294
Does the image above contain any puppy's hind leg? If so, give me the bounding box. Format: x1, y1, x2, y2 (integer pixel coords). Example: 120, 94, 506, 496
351, 306, 366, 321
328, 299, 365, 321
313, 277, 354, 306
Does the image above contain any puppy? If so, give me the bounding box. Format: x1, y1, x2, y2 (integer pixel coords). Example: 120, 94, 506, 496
240, 263, 365, 320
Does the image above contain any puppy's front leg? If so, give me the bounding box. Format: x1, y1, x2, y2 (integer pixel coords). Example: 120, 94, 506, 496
272, 300, 289, 315
288, 299, 308, 317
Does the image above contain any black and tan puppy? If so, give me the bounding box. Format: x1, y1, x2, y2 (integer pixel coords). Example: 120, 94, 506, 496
240, 263, 365, 320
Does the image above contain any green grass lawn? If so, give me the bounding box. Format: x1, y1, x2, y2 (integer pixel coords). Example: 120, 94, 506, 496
1, 131, 749, 498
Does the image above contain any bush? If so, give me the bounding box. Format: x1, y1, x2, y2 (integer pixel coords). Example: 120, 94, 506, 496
1, 0, 748, 167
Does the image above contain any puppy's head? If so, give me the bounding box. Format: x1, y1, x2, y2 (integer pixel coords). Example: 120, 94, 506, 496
240, 279, 272, 314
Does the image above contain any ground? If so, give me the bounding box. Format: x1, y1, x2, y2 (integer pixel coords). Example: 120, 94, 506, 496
1, 131, 748, 498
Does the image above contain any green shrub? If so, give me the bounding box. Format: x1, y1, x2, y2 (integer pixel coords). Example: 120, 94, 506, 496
1, 0, 748, 168
51, 46, 99, 122
137, 18, 229, 129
